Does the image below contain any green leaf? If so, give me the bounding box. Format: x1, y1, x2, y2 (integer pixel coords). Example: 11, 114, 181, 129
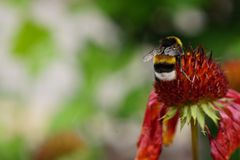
180, 117, 187, 130
13, 21, 50, 56
12, 20, 57, 75
0, 136, 30, 160
200, 103, 219, 125
190, 104, 198, 123
180, 106, 191, 129
196, 107, 205, 130
186, 107, 192, 124
163, 107, 177, 121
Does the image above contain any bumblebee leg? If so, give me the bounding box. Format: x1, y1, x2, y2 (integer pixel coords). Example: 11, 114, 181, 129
181, 69, 192, 82
177, 55, 192, 82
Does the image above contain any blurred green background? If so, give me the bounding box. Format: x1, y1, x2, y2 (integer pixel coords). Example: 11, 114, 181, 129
0, 0, 239, 160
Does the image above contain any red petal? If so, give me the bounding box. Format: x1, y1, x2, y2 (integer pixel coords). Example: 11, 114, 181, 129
135, 90, 166, 160
163, 112, 179, 146
208, 89, 240, 160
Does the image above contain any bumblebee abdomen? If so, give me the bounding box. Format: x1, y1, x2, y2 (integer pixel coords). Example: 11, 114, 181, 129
153, 55, 177, 81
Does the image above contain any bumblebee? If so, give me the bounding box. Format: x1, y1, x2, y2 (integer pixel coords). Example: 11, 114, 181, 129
143, 36, 189, 81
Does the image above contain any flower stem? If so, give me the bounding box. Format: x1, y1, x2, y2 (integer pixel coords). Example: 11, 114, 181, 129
191, 119, 199, 160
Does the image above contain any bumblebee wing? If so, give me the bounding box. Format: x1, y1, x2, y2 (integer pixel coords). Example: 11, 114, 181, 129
143, 53, 154, 62
143, 49, 159, 62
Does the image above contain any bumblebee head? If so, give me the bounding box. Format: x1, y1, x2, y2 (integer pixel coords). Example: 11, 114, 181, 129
161, 36, 183, 48
153, 36, 183, 65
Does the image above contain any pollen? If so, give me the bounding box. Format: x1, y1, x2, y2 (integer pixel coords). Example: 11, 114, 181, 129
154, 46, 228, 107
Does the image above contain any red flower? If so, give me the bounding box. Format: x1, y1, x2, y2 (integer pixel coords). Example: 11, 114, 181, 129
135, 46, 240, 160
223, 60, 240, 91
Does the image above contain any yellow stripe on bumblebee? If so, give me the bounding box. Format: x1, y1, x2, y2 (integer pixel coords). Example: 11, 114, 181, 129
153, 55, 176, 64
